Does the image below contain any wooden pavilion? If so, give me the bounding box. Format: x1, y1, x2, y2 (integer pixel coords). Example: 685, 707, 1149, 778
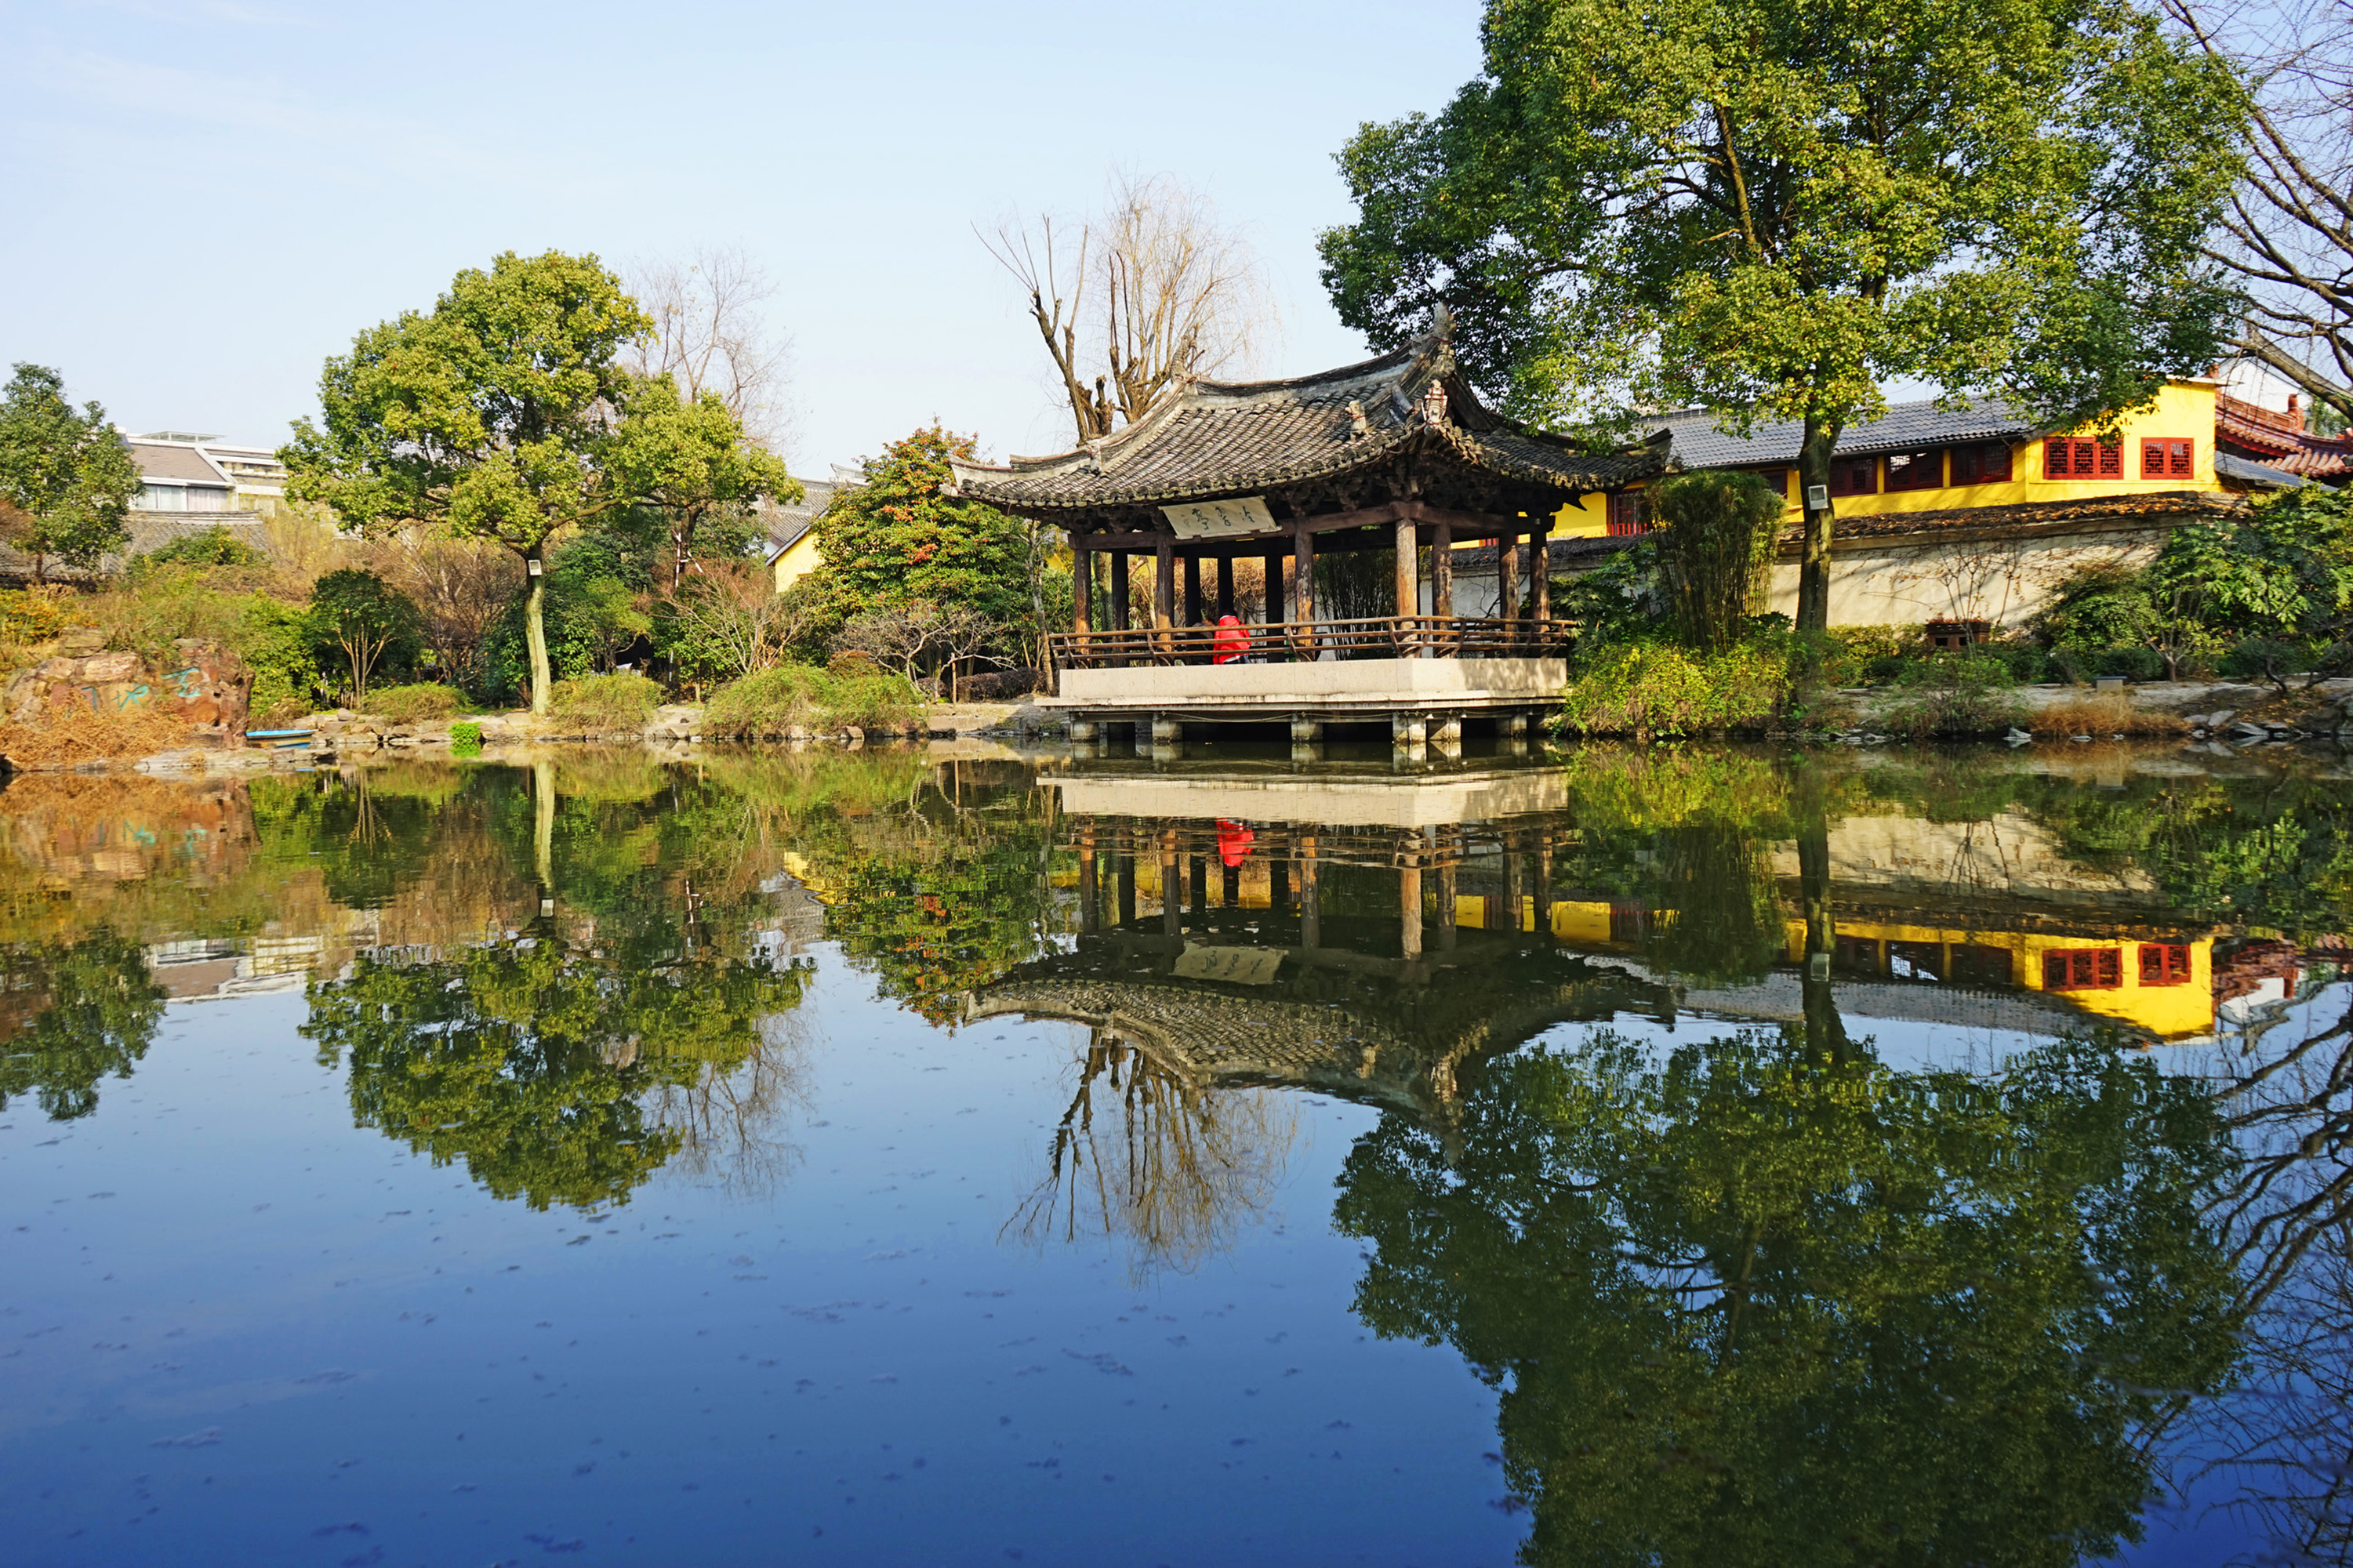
950, 315, 1663, 744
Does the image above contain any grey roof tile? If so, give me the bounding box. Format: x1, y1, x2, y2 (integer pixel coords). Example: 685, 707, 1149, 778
1658, 397, 2039, 468
952, 325, 1661, 512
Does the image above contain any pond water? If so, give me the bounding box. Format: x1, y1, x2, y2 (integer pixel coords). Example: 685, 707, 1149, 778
1, 741, 2348, 1567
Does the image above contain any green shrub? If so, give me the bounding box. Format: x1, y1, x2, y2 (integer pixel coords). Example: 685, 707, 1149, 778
367, 683, 466, 722
1556, 635, 1796, 740
134, 525, 266, 575
1646, 470, 1788, 652
703, 665, 926, 737
449, 720, 483, 757
1874, 652, 2027, 739
0, 589, 73, 645
548, 672, 663, 731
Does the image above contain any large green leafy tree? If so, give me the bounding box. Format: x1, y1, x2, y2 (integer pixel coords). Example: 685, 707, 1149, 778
1334, 1026, 2241, 1566
1319, 0, 2246, 630
788, 425, 1038, 658
0, 930, 169, 1121
307, 568, 424, 704
608, 378, 798, 591
282, 252, 776, 714
0, 364, 140, 584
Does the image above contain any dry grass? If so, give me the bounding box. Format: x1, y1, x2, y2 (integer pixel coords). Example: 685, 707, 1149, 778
2031, 691, 2190, 738
0, 706, 195, 768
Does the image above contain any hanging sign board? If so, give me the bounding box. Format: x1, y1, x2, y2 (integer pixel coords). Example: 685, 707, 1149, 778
1160, 495, 1277, 539
1174, 943, 1287, 985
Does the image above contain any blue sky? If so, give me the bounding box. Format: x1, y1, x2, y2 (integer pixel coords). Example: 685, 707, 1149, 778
1, 0, 1483, 472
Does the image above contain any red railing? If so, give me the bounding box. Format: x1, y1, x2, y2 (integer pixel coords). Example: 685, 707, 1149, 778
1046, 615, 1574, 669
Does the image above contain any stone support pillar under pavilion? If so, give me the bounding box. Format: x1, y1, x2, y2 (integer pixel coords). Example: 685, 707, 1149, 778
949, 316, 1660, 735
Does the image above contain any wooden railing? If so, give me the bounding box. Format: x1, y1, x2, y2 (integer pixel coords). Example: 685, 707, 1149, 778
1047, 615, 1575, 669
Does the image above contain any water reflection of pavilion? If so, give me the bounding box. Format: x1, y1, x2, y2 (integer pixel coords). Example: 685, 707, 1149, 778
975, 766, 2247, 1093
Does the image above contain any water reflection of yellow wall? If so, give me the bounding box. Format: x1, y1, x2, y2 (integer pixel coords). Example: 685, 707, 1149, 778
1453, 895, 2216, 1040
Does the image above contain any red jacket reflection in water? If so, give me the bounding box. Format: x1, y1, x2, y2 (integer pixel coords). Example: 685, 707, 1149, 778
1216, 819, 1255, 866
1212, 615, 1247, 664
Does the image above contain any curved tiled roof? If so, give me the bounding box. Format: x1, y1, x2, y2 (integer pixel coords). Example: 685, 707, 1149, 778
950, 325, 1660, 512
1655, 395, 2037, 468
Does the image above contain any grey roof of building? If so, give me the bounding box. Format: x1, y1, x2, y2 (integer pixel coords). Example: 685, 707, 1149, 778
125, 441, 231, 485
1657, 396, 2039, 468
761, 477, 840, 557
950, 323, 1663, 512
2215, 450, 2311, 489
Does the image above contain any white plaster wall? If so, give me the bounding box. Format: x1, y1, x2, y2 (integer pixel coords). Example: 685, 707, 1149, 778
1762, 527, 2168, 627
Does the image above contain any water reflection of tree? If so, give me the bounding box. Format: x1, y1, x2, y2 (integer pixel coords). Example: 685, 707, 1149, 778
2182, 981, 2353, 1563
0, 928, 167, 1120
1334, 1023, 2240, 1566
1005, 1030, 1297, 1279
305, 932, 809, 1210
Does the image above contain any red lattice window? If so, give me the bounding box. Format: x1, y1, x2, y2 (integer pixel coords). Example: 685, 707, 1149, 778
2141, 438, 2195, 479
1828, 456, 1879, 497
2046, 438, 2123, 478
1883, 448, 1943, 492
1606, 492, 1648, 537
1951, 444, 2013, 485
2044, 948, 2122, 991
2138, 942, 2193, 986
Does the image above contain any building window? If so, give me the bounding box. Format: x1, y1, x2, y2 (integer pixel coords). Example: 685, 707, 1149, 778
2043, 948, 2122, 990
1606, 492, 1647, 536
1950, 444, 2013, 485
1833, 933, 1882, 975
2046, 437, 2122, 478
136, 484, 184, 511
1752, 467, 1791, 498
2141, 438, 2195, 479
1883, 448, 1943, 492
1828, 456, 1878, 497
2138, 942, 2193, 986
1948, 943, 2013, 986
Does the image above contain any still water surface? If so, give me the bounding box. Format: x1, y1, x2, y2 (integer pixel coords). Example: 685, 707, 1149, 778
2, 742, 2348, 1566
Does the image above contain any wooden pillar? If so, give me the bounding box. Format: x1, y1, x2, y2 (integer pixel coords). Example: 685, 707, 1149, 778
1437, 854, 1458, 952
1432, 522, 1453, 627
1531, 521, 1552, 627
1160, 831, 1180, 939
1262, 550, 1285, 626
1077, 827, 1098, 934
1292, 525, 1315, 658
1503, 833, 1525, 934
1153, 534, 1175, 652
1394, 513, 1421, 657
1222, 859, 1241, 909
1183, 554, 1204, 626
1071, 543, 1091, 635
1299, 834, 1320, 948
1498, 528, 1520, 622
1215, 556, 1235, 621
1400, 862, 1423, 959
1536, 832, 1554, 941
1117, 847, 1137, 928
1109, 551, 1131, 631
1190, 856, 1208, 918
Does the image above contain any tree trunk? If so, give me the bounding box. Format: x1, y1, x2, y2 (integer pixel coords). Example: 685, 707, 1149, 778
525, 549, 551, 716
1796, 413, 1843, 633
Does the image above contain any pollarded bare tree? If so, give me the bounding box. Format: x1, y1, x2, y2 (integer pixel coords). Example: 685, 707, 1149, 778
982, 172, 1274, 444
625, 245, 796, 452
2165, 0, 2353, 425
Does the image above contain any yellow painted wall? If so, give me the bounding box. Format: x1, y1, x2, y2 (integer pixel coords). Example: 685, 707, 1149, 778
770, 533, 825, 593
1553, 380, 2225, 539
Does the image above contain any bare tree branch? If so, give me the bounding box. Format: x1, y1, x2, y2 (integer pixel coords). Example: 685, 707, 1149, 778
624, 245, 797, 453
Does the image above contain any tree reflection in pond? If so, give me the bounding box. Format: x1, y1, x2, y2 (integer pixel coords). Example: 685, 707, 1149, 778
1334, 1024, 2242, 1566
0, 928, 167, 1120
1004, 1030, 1298, 1280
304, 931, 810, 1211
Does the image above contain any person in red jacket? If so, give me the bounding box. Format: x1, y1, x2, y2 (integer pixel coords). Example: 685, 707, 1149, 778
1211, 615, 1248, 664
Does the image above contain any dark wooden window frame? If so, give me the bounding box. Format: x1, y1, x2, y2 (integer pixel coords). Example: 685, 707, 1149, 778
2140, 438, 2195, 480
1950, 443, 2013, 485
1883, 448, 1944, 492
2043, 947, 2122, 991
2138, 942, 2193, 986
1828, 455, 1879, 497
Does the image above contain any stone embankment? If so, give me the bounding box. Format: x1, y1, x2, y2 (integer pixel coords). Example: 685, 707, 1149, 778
72, 699, 1050, 778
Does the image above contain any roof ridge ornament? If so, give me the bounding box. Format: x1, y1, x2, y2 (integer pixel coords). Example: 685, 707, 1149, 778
1420, 380, 1450, 426
1345, 399, 1372, 438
